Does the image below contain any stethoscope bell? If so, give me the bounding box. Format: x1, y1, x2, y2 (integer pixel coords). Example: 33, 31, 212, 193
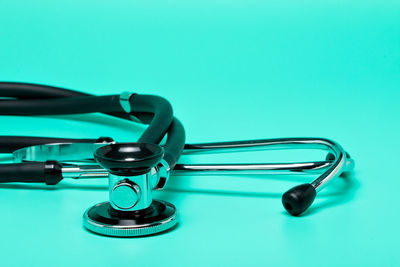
82, 143, 178, 237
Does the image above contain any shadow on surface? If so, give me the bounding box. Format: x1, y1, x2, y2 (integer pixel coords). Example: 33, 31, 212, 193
299, 172, 360, 216
164, 187, 282, 198
160, 171, 360, 216
0, 163, 359, 216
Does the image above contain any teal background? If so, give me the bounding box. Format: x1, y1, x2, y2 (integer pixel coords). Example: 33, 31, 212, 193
0, 0, 399, 266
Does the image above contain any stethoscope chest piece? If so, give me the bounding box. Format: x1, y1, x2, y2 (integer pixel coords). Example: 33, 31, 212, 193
82, 142, 178, 237
83, 200, 178, 237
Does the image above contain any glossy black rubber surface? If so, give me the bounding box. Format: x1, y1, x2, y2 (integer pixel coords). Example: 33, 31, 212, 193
94, 142, 164, 176
0, 160, 63, 185
163, 119, 185, 169
282, 183, 316, 216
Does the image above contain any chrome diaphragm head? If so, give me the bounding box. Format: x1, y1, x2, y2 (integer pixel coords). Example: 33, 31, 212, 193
83, 200, 178, 237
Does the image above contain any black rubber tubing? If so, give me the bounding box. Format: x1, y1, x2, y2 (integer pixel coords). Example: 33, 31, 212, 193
0, 82, 184, 183
0, 82, 157, 136
0, 83, 174, 144
0, 82, 153, 122
0, 161, 62, 185
0, 162, 47, 183
0, 94, 173, 144
0, 82, 175, 183
163, 118, 186, 169
0, 95, 122, 115
136, 113, 186, 168
0, 82, 91, 98
0, 82, 179, 155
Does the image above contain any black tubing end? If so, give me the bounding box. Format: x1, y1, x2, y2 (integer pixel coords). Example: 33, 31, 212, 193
282, 184, 316, 216
44, 160, 63, 185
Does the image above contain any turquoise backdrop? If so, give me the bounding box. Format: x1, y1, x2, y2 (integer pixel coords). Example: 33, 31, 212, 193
0, 0, 399, 266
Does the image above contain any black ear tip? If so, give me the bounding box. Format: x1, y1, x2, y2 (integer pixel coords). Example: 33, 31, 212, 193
282, 184, 316, 216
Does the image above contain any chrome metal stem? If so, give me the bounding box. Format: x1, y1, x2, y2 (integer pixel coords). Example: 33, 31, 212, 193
60, 161, 331, 179
173, 161, 332, 176
60, 157, 353, 180
61, 164, 109, 179
184, 138, 334, 154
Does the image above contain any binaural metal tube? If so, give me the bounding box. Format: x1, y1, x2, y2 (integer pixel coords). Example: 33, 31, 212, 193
173, 161, 332, 176
174, 159, 354, 176
181, 138, 350, 191
16, 139, 353, 194
60, 161, 333, 179
183, 138, 333, 154
181, 138, 352, 216
61, 164, 109, 179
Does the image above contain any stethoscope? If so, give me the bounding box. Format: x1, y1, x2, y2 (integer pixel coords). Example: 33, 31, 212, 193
0, 82, 355, 237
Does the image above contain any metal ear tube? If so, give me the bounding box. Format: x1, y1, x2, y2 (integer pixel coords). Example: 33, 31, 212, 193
175, 138, 354, 215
